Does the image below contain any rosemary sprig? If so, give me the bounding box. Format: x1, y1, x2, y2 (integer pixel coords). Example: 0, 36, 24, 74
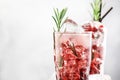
69, 42, 77, 57
91, 0, 113, 22
52, 8, 68, 32
91, 0, 102, 21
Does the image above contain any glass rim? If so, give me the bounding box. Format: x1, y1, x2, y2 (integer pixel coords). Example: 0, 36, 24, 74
53, 32, 92, 35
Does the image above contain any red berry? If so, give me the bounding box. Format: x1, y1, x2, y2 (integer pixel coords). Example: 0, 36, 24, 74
92, 27, 98, 32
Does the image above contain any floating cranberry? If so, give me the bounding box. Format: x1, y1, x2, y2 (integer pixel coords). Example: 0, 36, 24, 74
99, 25, 104, 33
92, 45, 97, 50
63, 49, 77, 60
93, 51, 102, 59
92, 27, 98, 32
80, 68, 88, 80
82, 23, 92, 31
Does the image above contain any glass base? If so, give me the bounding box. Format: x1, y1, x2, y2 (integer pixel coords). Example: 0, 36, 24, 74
49, 72, 112, 80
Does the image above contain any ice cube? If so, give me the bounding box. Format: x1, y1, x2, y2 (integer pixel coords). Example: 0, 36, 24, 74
60, 19, 81, 33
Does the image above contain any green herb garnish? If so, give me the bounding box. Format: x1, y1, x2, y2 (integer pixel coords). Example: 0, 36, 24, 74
91, 0, 102, 21
52, 8, 67, 32
91, 0, 113, 22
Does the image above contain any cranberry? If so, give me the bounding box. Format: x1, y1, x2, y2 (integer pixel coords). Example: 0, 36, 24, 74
82, 23, 92, 31
63, 49, 77, 60
99, 25, 104, 33
92, 27, 98, 32
92, 45, 98, 50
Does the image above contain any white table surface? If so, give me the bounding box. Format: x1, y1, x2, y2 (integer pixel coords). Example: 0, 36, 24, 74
48, 73, 112, 80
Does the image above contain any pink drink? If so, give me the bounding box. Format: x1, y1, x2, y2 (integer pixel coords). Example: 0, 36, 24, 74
82, 21, 105, 75
53, 32, 92, 80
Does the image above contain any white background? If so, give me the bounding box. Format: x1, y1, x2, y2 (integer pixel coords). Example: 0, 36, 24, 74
0, 0, 120, 80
